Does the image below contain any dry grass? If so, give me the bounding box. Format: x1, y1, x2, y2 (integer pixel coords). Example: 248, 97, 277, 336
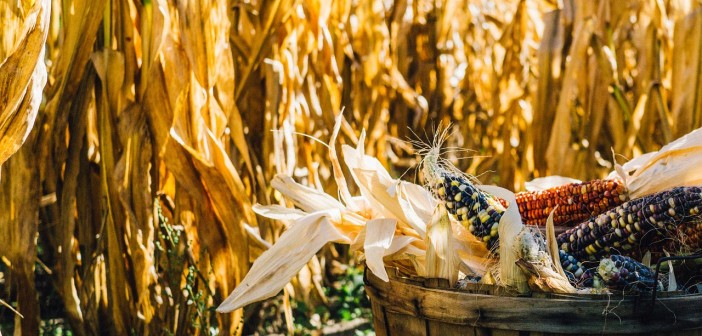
0, 0, 701, 334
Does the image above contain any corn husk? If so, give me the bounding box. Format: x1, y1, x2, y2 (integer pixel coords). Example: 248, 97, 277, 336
545, 207, 566, 278
478, 185, 528, 292
453, 221, 492, 276
525, 176, 582, 191
252, 204, 308, 222
217, 211, 351, 312
515, 259, 577, 294
514, 211, 576, 294
218, 116, 496, 312
364, 218, 398, 282
609, 126, 702, 198
664, 250, 677, 292
424, 204, 457, 286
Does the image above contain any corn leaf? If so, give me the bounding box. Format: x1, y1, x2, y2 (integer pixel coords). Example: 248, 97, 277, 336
0, 0, 49, 166
217, 211, 350, 312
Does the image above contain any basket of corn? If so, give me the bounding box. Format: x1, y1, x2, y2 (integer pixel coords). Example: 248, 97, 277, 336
216, 116, 702, 335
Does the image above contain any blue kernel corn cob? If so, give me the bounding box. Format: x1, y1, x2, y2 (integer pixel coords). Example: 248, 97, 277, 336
597, 255, 658, 290
430, 171, 506, 250
559, 251, 658, 291
557, 186, 702, 261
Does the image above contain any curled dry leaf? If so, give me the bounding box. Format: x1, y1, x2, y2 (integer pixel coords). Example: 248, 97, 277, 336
217, 211, 351, 312
271, 174, 347, 213
0, 0, 49, 165
364, 218, 398, 282
515, 259, 577, 294
545, 206, 566, 278
252, 204, 308, 222
353, 168, 426, 238
610, 126, 702, 198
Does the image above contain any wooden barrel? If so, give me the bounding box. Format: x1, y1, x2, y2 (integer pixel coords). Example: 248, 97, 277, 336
364, 267, 702, 335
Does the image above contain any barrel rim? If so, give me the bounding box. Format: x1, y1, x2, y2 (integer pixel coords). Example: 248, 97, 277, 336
364, 267, 702, 334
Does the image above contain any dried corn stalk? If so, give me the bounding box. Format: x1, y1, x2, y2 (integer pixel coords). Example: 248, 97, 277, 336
0, 0, 49, 166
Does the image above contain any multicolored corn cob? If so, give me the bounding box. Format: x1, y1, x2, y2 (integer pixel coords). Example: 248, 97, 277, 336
429, 171, 506, 249
557, 186, 702, 261
559, 250, 586, 279
678, 219, 702, 251
515, 179, 628, 226
596, 255, 658, 290
559, 251, 658, 290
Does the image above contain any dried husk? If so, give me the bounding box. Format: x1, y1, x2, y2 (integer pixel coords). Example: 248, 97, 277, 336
611, 126, 702, 198
0, 0, 49, 166
364, 218, 398, 282
217, 211, 350, 312
478, 185, 527, 293
424, 204, 457, 287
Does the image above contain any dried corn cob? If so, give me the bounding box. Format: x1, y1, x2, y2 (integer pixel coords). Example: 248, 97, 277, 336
515, 179, 628, 226
596, 255, 658, 290
421, 144, 505, 249
430, 172, 506, 249
559, 251, 659, 290
678, 219, 702, 250
559, 250, 586, 279
557, 186, 702, 261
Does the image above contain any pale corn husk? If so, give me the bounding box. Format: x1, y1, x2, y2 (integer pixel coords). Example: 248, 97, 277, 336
217, 211, 351, 312
453, 221, 492, 276
514, 220, 576, 294
478, 185, 528, 292
252, 204, 308, 221
545, 207, 567, 278
424, 204, 457, 286
642, 251, 652, 268
271, 174, 347, 213
515, 259, 577, 294
525, 176, 582, 191
664, 250, 677, 292
352, 167, 426, 238
609, 126, 702, 198
364, 218, 398, 282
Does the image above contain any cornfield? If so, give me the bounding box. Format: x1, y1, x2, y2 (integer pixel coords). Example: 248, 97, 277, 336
1, 0, 701, 334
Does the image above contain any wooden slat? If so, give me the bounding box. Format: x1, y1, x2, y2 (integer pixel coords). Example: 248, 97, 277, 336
426, 320, 472, 336
371, 299, 389, 336
651, 331, 702, 336
385, 311, 427, 336
474, 328, 491, 336
365, 268, 702, 334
